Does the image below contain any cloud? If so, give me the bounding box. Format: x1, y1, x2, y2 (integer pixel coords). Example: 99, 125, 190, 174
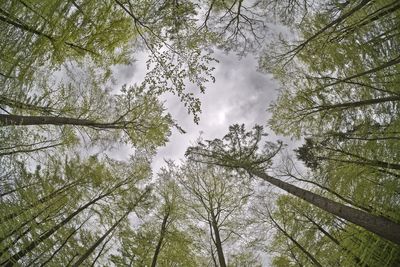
150, 50, 282, 170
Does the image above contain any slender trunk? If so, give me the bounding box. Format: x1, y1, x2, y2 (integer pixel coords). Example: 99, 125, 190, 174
1, 189, 116, 266
313, 95, 400, 112
90, 235, 113, 267
0, 96, 54, 113
71, 211, 127, 266
325, 54, 400, 88
210, 214, 226, 267
319, 155, 400, 171
1, 180, 78, 224
302, 214, 366, 267
0, 9, 97, 56
269, 212, 323, 267
0, 201, 65, 258
0, 193, 64, 245
0, 114, 122, 129
0, 181, 40, 197
283, 0, 372, 59
290, 174, 373, 213
40, 217, 89, 266
289, 246, 304, 267
72, 189, 149, 266
0, 142, 63, 156
151, 211, 170, 267
249, 169, 400, 245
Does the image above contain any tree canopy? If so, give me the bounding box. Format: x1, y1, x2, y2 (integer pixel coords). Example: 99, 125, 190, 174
1, 0, 399, 266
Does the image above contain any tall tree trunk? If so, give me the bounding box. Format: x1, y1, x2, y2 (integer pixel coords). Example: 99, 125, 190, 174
0, 8, 97, 56
283, 0, 372, 59
39, 217, 90, 266
0, 114, 122, 129
1, 179, 79, 224
302, 213, 366, 267
210, 213, 227, 267
248, 169, 400, 245
72, 189, 149, 266
71, 211, 127, 266
0, 186, 119, 266
289, 174, 373, 213
268, 212, 323, 267
0, 180, 40, 197
151, 211, 170, 267
313, 95, 400, 112
319, 155, 400, 171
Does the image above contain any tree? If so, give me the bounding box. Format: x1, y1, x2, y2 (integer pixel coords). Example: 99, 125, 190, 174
178, 159, 256, 266
110, 165, 204, 267
0, 85, 173, 151
0, 153, 152, 265
185, 124, 400, 245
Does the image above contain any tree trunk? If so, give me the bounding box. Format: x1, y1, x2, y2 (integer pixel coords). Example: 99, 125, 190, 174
249, 169, 400, 245
72, 189, 149, 266
268, 212, 323, 267
302, 214, 366, 267
71, 211, 128, 266
0, 188, 117, 266
0, 9, 97, 56
151, 211, 170, 267
319, 155, 400, 171
0, 114, 121, 129
39, 217, 89, 266
211, 214, 227, 267
314, 95, 400, 112
1, 179, 79, 224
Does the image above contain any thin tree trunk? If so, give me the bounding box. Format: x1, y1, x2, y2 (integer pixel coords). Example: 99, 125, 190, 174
319, 155, 400, 171
1, 179, 79, 224
0, 114, 122, 129
0, 96, 55, 113
313, 95, 400, 112
40, 217, 89, 266
0, 186, 119, 266
268, 212, 323, 267
248, 169, 400, 245
72, 189, 149, 266
282, 0, 372, 61
289, 174, 373, 213
71, 212, 127, 266
0, 8, 97, 56
0, 181, 40, 197
151, 211, 170, 267
0, 142, 63, 156
302, 213, 366, 267
210, 213, 227, 267
325, 54, 400, 88
0, 193, 64, 245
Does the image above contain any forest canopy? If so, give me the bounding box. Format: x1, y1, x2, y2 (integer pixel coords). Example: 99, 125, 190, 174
1, 0, 399, 266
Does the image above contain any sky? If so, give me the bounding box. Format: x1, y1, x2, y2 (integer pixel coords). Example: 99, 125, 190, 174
109, 49, 287, 265
109, 49, 295, 172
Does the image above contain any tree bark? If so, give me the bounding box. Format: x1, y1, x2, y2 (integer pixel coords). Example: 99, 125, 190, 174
211, 213, 227, 267
0, 114, 122, 129
313, 95, 400, 112
0, 186, 119, 266
71, 211, 128, 266
249, 169, 400, 245
302, 213, 366, 267
151, 211, 170, 267
72, 189, 149, 266
39, 217, 89, 266
269, 212, 323, 267
1, 179, 79, 224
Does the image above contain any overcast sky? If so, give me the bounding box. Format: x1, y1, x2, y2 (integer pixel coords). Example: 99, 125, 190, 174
109, 49, 293, 172
104, 47, 306, 266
